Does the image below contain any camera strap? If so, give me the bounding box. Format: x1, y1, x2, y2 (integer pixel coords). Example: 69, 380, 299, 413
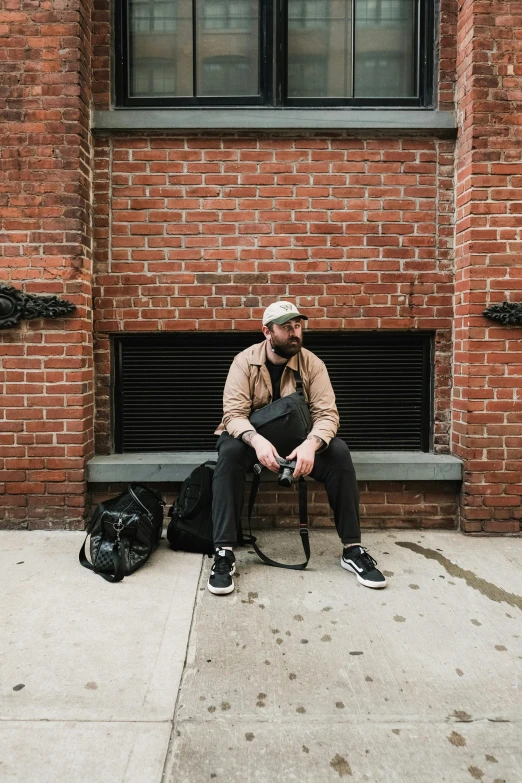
242, 469, 310, 570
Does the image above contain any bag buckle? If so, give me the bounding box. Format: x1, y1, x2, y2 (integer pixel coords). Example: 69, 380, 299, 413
113, 516, 125, 541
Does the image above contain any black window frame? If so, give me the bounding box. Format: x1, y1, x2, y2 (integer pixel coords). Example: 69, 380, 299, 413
115, 0, 434, 108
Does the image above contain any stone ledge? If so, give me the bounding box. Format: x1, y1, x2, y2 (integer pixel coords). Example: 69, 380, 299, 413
92, 108, 457, 134
87, 452, 463, 483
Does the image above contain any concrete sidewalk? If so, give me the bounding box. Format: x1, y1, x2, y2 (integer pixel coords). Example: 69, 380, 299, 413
0, 531, 202, 783
1, 530, 521, 782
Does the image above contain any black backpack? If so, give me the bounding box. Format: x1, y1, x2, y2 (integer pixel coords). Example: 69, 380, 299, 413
80, 483, 165, 583
167, 461, 220, 556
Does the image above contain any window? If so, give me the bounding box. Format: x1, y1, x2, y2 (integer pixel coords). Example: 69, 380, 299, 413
356, 52, 413, 98
287, 56, 328, 98
200, 55, 256, 96
288, 0, 329, 29
114, 333, 432, 452
202, 0, 253, 29
116, 0, 433, 106
130, 0, 178, 32
131, 58, 177, 96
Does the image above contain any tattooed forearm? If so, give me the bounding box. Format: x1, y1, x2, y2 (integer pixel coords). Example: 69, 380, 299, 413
242, 430, 257, 446
307, 434, 324, 449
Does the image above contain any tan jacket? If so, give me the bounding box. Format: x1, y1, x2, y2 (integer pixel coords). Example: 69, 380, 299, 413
215, 341, 339, 446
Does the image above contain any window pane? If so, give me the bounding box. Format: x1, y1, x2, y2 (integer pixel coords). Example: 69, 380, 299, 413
131, 58, 178, 95
129, 0, 193, 97
203, 0, 227, 29
197, 0, 259, 96
287, 0, 352, 98
354, 0, 416, 97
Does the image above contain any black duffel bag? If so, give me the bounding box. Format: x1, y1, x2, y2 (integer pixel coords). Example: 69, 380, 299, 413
79, 483, 165, 583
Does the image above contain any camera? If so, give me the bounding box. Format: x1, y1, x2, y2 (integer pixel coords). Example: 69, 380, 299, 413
276, 457, 297, 488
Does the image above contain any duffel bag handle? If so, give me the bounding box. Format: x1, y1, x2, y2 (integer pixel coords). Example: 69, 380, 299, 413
79, 511, 126, 583
128, 482, 165, 512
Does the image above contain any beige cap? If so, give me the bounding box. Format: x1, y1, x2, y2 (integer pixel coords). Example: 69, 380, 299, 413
262, 301, 308, 326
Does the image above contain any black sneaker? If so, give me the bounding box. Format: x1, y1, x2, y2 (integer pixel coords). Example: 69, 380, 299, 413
207, 549, 236, 595
341, 546, 387, 589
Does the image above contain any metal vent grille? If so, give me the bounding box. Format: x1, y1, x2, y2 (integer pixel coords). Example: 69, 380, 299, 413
114, 332, 432, 452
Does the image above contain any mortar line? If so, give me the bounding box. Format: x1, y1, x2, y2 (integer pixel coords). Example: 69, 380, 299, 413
109, 135, 114, 274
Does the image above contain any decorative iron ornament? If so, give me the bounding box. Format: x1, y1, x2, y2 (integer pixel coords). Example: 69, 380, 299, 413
0, 284, 76, 330
483, 301, 522, 326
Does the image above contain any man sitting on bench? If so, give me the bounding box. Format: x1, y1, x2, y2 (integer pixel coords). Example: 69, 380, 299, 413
209, 300, 387, 595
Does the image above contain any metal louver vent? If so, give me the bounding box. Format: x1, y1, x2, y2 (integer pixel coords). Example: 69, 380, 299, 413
114, 332, 432, 453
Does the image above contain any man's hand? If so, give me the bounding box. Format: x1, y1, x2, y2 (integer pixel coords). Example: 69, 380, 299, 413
286, 437, 319, 479
250, 433, 281, 473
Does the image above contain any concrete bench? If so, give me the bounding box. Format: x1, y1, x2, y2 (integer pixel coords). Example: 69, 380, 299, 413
87, 451, 463, 483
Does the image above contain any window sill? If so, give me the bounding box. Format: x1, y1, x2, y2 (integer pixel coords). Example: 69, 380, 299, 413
87, 451, 463, 483
92, 108, 456, 134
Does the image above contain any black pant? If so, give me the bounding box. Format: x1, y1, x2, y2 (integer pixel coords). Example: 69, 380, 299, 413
212, 433, 361, 548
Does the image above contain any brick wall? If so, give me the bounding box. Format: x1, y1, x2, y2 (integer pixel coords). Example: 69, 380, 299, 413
439, 0, 458, 111
0, 0, 94, 529
92, 134, 455, 465
91, 480, 460, 534
90, 132, 459, 530
454, 0, 522, 534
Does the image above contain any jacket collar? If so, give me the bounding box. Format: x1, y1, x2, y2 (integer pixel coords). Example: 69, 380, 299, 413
249, 340, 300, 371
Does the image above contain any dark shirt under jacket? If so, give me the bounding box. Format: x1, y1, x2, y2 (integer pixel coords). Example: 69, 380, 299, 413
265, 358, 286, 402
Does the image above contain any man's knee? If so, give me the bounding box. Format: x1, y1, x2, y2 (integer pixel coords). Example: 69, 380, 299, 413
322, 437, 355, 471
215, 434, 251, 471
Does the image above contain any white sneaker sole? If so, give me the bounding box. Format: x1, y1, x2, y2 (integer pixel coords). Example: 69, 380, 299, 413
207, 564, 236, 595
341, 558, 387, 589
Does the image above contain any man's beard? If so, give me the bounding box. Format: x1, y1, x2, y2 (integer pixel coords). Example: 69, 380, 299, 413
270, 333, 303, 359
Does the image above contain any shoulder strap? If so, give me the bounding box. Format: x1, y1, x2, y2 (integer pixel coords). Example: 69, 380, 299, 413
293, 368, 303, 393
242, 467, 310, 570
128, 484, 154, 519
179, 462, 215, 519
79, 521, 126, 584
292, 355, 305, 396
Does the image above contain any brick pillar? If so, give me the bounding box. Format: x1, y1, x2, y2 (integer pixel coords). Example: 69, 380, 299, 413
454, 0, 522, 533
0, 0, 94, 529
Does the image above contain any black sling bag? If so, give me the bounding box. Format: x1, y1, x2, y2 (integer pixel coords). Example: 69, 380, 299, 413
248, 368, 312, 458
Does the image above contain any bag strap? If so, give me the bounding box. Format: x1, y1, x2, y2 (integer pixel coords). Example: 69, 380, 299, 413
128, 483, 155, 520
129, 482, 165, 512
78, 512, 126, 584
292, 357, 305, 397
293, 362, 304, 394
176, 461, 215, 519
242, 466, 310, 570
